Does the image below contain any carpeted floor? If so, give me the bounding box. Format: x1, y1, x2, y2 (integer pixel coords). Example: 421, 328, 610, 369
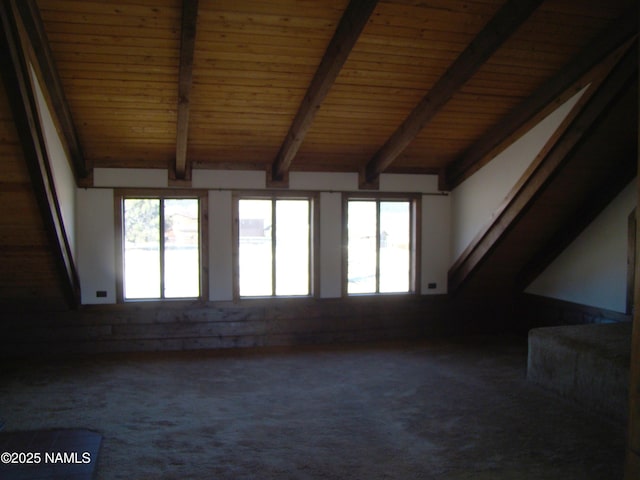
0, 337, 627, 479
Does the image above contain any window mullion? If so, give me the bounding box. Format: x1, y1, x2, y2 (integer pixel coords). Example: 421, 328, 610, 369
409, 200, 419, 292
159, 198, 166, 299
376, 200, 381, 294
308, 200, 312, 296
198, 199, 203, 298
271, 198, 277, 296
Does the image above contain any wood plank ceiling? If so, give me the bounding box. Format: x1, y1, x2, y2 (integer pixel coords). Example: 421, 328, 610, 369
34, 0, 636, 188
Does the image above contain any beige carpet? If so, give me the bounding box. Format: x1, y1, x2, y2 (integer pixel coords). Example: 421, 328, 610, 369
0, 337, 626, 479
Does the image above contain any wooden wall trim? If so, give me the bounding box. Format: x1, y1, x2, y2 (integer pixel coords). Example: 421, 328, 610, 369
341, 193, 349, 297
199, 189, 209, 302
0, 0, 80, 308
0, 291, 629, 354
113, 192, 124, 303
518, 293, 631, 330
0, 295, 454, 357
412, 196, 422, 295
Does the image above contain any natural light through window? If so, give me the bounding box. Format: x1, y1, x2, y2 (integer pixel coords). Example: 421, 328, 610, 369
347, 199, 412, 294
238, 198, 310, 297
123, 197, 200, 300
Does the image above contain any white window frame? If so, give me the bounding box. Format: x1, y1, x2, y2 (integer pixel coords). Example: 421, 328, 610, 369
232, 191, 318, 299
114, 189, 208, 303
343, 194, 420, 296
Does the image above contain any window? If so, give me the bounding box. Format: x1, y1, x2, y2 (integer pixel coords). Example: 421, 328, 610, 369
345, 196, 418, 294
116, 191, 206, 301
235, 194, 315, 297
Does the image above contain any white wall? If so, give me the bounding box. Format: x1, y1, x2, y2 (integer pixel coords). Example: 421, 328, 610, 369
77, 161, 634, 310
94, 168, 168, 188
526, 180, 637, 313
193, 170, 440, 193
422, 194, 450, 294
319, 192, 343, 298
31, 64, 77, 257
76, 188, 116, 304
209, 191, 233, 301
450, 88, 587, 263
75, 170, 450, 304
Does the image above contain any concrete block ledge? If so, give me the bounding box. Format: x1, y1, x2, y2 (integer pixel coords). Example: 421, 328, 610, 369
527, 322, 632, 422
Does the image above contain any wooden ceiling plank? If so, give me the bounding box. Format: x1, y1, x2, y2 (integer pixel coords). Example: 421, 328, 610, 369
201, 0, 346, 19
362, 0, 543, 187
41, 21, 180, 40
269, 0, 379, 185
38, 12, 177, 30
15, 0, 88, 180
444, 8, 638, 190
38, 0, 181, 19
447, 45, 638, 295
175, 0, 198, 180
52, 51, 178, 68
45, 39, 180, 58
45, 32, 178, 50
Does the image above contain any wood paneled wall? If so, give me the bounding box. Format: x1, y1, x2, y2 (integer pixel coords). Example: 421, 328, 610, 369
0, 295, 454, 356
517, 293, 631, 331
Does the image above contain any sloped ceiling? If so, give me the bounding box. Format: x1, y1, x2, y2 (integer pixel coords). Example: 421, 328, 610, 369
32, 0, 636, 186
0, 0, 637, 310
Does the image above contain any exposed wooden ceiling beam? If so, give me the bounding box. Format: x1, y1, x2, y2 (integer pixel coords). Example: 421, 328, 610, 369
270, 0, 379, 185
13, 0, 88, 181
447, 46, 638, 296
0, 0, 81, 307
444, 9, 639, 190
175, 0, 199, 180
361, 0, 543, 187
